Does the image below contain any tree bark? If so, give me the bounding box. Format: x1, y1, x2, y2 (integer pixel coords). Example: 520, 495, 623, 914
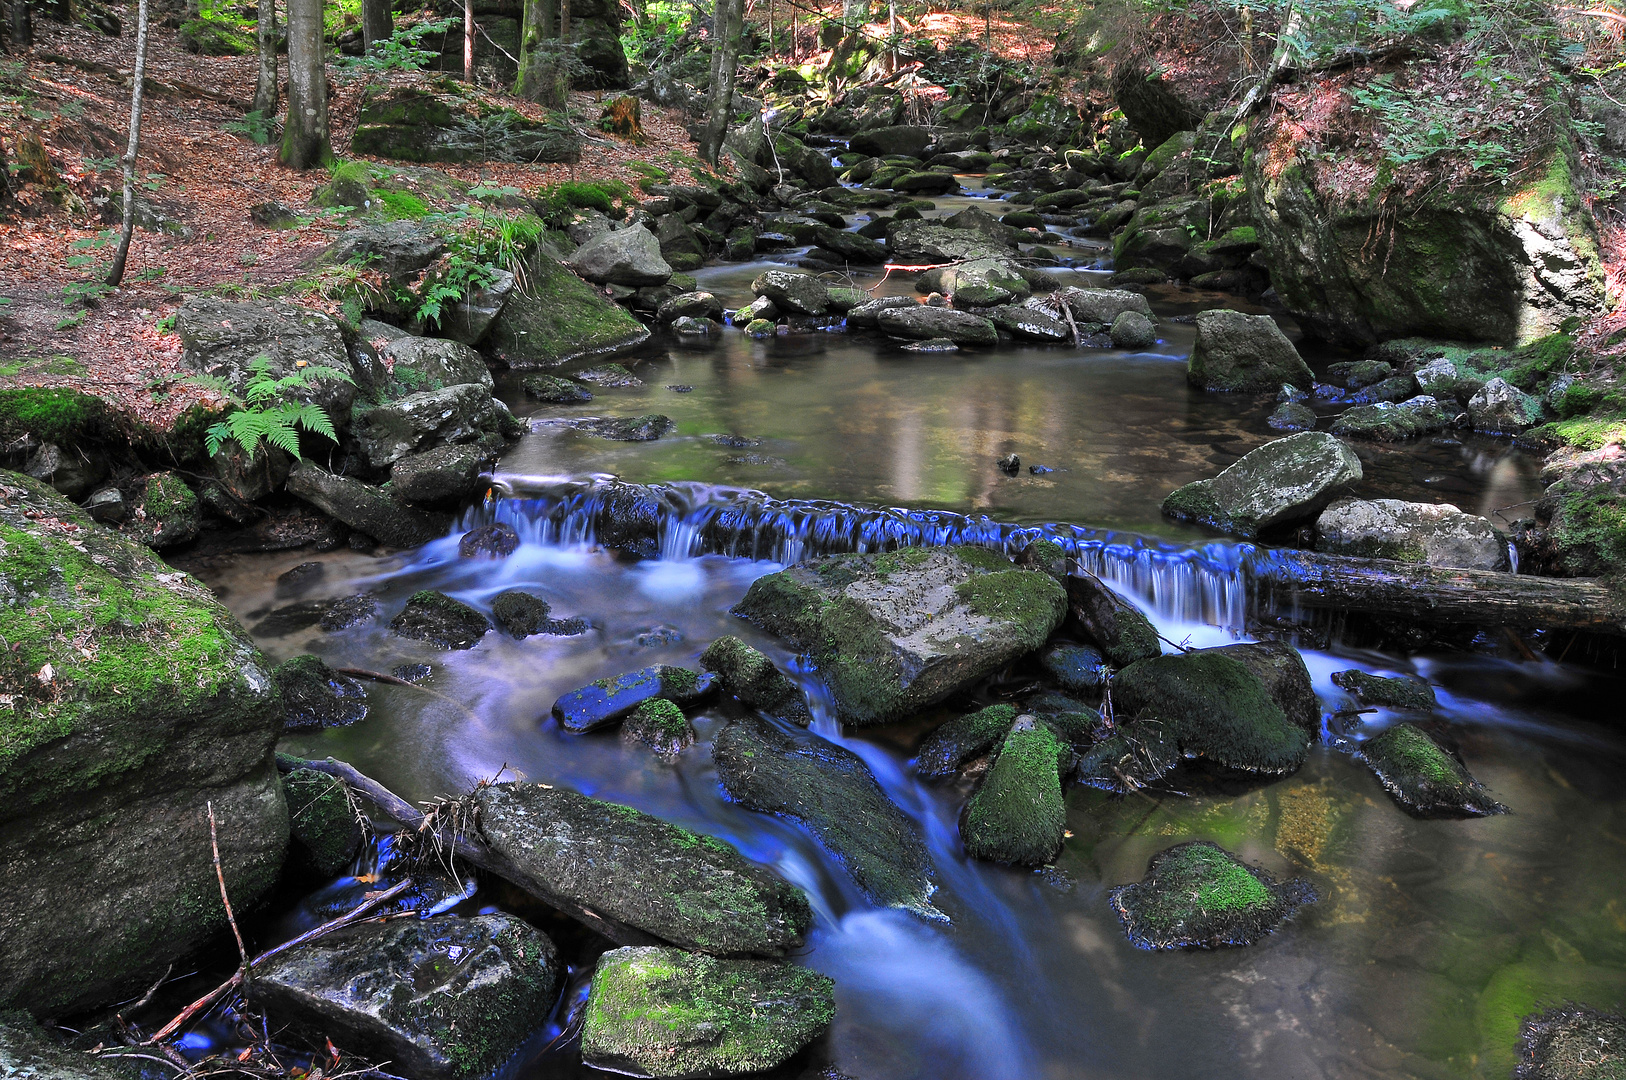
698, 0, 741, 165
279, 0, 330, 169
360, 0, 389, 53
513, 0, 557, 99
462, 0, 472, 81
1251, 550, 1626, 635
252, 0, 277, 116
9, 0, 32, 47
105, 0, 148, 288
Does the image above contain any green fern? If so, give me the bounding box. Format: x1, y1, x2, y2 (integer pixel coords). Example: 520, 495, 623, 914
190, 355, 354, 460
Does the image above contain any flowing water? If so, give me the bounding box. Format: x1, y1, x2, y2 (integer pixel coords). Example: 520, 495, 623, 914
180, 192, 1626, 1080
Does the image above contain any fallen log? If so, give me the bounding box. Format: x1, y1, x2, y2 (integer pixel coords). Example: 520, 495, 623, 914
1250, 550, 1626, 635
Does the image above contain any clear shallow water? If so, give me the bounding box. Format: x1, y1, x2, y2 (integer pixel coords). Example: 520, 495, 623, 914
179, 225, 1621, 1079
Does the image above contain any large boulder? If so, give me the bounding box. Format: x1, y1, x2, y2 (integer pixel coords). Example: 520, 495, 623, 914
351, 84, 581, 164
387, 443, 492, 509
176, 297, 357, 423
1055, 287, 1152, 326
877, 305, 999, 345
437, 268, 515, 346
1064, 573, 1161, 668
315, 220, 445, 278
732, 546, 1066, 725
0, 472, 287, 1015
566, 226, 673, 287
485, 253, 651, 368
1187, 309, 1314, 392
351, 382, 508, 470
751, 269, 829, 316
1519, 450, 1626, 577
473, 782, 812, 955
581, 947, 835, 1078
850, 125, 932, 158
1161, 431, 1363, 538
1315, 498, 1510, 570
1468, 376, 1544, 435
249, 914, 561, 1079
285, 461, 450, 548
886, 219, 1014, 263
713, 715, 937, 917
371, 336, 493, 402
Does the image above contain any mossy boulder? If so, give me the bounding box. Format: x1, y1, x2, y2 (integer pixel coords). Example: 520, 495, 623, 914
1520, 453, 1626, 578
249, 914, 560, 1079
128, 471, 201, 550
0, 472, 288, 1015
622, 697, 694, 758
581, 947, 836, 1078
484, 252, 651, 368
552, 665, 715, 733
1358, 723, 1506, 818
1109, 840, 1315, 949
699, 636, 811, 726
1112, 648, 1311, 775
0, 387, 116, 457
388, 443, 492, 510
389, 590, 490, 650
473, 781, 812, 955
1330, 669, 1436, 710
713, 715, 938, 918
176, 297, 358, 425
282, 766, 364, 877
731, 546, 1066, 726
351, 85, 581, 165
960, 716, 1068, 866
916, 702, 1018, 779
1188, 309, 1314, 392
1063, 573, 1161, 668
350, 382, 512, 471
272, 654, 369, 729
1314, 497, 1510, 570
1329, 397, 1452, 442
522, 373, 594, 402
1161, 431, 1363, 539
1515, 1005, 1626, 1080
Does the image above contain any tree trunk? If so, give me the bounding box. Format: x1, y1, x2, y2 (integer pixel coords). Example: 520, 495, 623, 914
9, 0, 32, 47
360, 0, 389, 53
513, 0, 553, 98
279, 0, 330, 169
558, 0, 568, 40
105, 0, 148, 288
252, 0, 277, 116
462, 0, 473, 82
699, 0, 741, 164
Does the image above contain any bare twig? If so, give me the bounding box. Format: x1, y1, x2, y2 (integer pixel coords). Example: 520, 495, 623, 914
208, 802, 251, 980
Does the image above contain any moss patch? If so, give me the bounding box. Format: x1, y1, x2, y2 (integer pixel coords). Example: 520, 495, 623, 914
1360, 723, 1506, 818
1109, 840, 1315, 950
916, 703, 1018, 779
0, 387, 115, 448
960, 719, 1067, 866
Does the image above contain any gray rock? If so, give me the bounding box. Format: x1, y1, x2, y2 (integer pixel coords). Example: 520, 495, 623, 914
1055, 286, 1153, 326
734, 295, 778, 323
1315, 498, 1510, 569
1413, 357, 1461, 396
657, 291, 724, 323
671, 315, 717, 336
24, 442, 107, 501
877, 305, 998, 345
732, 546, 1066, 725
551, 665, 714, 732
352, 383, 505, 469
566, 225, 674, 286
1330, 395, 1452, 441
177, 297, 357, 424
1161, 431, 1363, 538
893, 170, 960, 194
522, 374, 593, 402
1468, 376, 1544, 435
286, 461, 450, 548
1330, 669, 1437, 710
376, 336, 494, 401
388, 443, 492, 508
83, 485, 126, 523
850, 125, 933, 158
574, 362, 643, 387
315, 220, 445, 277
581, 947, 835, 1079
988, 304, 1070, 342
1188, 309, 1314, 391
812, 225, 888, 264
699, 636, 811, 726
1267, 402, 1317, 431
846, 295, 917, 328
437, 269, 516, 347
919, 258, 1030, 307
249, 914, 561, 1080
751, 269, 830, 315
1110, 310, 1157, 349
714, 715, 938, 916
473, 782, 813, 954
128, 471, 201, 550
584, 414, 674, 441
887, 220, 1013, 262
1064, 573, 1161, 667
209, 441, 292, 504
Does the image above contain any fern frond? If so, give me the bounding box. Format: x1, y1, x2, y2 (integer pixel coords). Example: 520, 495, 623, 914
262, 420, 304, 458
294, 402, 339, 442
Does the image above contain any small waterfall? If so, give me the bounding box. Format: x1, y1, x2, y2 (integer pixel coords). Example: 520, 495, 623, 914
468, 477, 1258, 631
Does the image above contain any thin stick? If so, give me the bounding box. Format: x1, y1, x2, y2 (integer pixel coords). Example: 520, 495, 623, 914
333, 667, 483, 724
145, 879, 413, 1045
118, 962, 174, 1021
208, 802, 251, 980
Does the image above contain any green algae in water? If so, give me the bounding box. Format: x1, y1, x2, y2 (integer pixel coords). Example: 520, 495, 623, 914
1360, 723, 1507, 818
1109, 840, 1315, 950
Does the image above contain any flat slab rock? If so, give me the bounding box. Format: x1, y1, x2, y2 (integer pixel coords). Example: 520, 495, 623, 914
581, 946, 836, 1079
248, 914, 561, 1080
731, 546, 1066, 726
473, 782, 812, 956
1110, 840, 1315, 950
1161, 431, 1363, 539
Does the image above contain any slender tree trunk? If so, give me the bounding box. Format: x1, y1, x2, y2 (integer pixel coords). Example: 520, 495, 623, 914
279, 0, 330, 169
9, 0, 32, 46
513, 0, 555, 99
463, 0, 473, 81
360, 0, 389, 52
252, 0, 277, 115
558, 0, 568, 40
106, 0, 148, 288
699, 0, 741, 164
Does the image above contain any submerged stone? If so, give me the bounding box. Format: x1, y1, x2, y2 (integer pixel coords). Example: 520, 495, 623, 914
1267, 402, 1317, 432
522, 374, 594, 403
272, 654, 369, 729
282, 767, 364, 877
1064, 573, 1162, 668
1359, 723, 1507, 817
574, 362, 643, 387
961, 716, 1068, 867
1160, 431, 1363, 539
731, 546, 1066, 726
552, 665, 715, 733
389, 590, 491, 649
1073, 715, 1182, 793
1331, 669, 1437, 710
1039, 643, 1107, 694
249, 914, 561, 1080
622, 697, 695, 758
581, 946, 836, 1078
1109, 840, 1315, 950
474, 782, 812, 955
458, 522, 520, 559
699, 636, 811, 726
1515, 1004, 1626, 1080
586, 414, 675, 441
916, 703, 1019, 779
320, 592, 379, 631
713, 715, 939, 917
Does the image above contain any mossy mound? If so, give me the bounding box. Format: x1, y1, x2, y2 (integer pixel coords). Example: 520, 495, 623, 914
272, 654, 369, 729
960, 716, 1068, 866
0, 387, 116, 449
351, 85, 581, 166
699, 635, 811, 726
282, 766, 364, 877
389, 590, 491, 650
1112, 650, 1311, 776
581, 946, 835, 1078
622, 697, 694, 758
485, 252, 650, 368
916, 703, 1018, 779
1359, 723, 1506, 818
1331, 669, 1437, 710
1515, 1005, 1626, 1080
521, 374, 593, 403
129, 472, 200, 550
1109, 840, 1315, 950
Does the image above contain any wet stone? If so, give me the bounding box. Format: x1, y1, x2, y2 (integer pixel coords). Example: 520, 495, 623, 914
320, 593, 379, 631
574, 363, 644, 387
552, 665, 716, 733
635, 625, 685, 647
251, 600, 330, 636
622, 697, 696, 758
585, 414, 675, 441
916, 703, 1018, 779
275, 561, 326, 596
282, 767, 364, 877
1074, 714, 1182, 793
700, 636, 811, 726
273, 655, 369, 730
1064, 573, 1161, 668
389, 590, 490, 650
391, 663, 433, 684
961, 716, 1068, 867
522, 374, 593, 403
1359, 723, 1507, 818
1331, 669, 1437, 710
1039, 643, 1107, 694
1267, 402, 1317, 432
458, 522, 520, 559
1109, 840, 1315, 950
491, 590, 550, 638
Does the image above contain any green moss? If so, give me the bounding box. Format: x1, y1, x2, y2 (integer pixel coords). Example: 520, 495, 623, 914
140, 472, 195, 522
656, 665, 699, 698
376, 189, 429, 220
961, 720, 1067, 866
951, 544, 1013, 572
1361, 723, 1506, 817
1546, 485, 1626, 577
1476, 963, 1626, 1080
916, 703, 1018, 778
484, 253, 648, 367
1109, 840, 1312, 950
0, 387, 115, 448
534, 179, 629, 219
624, 697, 691, 755
953, 570, 1068, 650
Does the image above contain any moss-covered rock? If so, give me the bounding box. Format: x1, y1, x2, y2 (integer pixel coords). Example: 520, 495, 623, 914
581, 946, 835, 1078
389, 590, 490, 650
521, 373, 594, 402
713, 715, 938, 917
272, 654, 369, 729
0, 1011, 141, 1078
1330, 669, 1437, 710
0, 387, 116, 451
1112, 649, 1310, 775
1521, 454, 1626, 578
1515, 1004, 1626, 1080
1358, 722, 1506, 817
473, 781, 812, 955
282, 766, 364, 877
1161, 431, 1363, 539
622, 697, 694, 758
0, 472, 287, 1014
699, 636, 811, 726
351, 84, 581, 165
1074, 714, 1183, 793
731, 546, 1066, 726
127, 471, 200, 550
1188, 309, 1314, 392
1109, 840, 1315, 949
484, 252, 651, 368
915, 703, 1018, 779
1063, 573, 1161, 668
552, 665, 715, 733
250, 914, 559, 1079
1329, 397, 1452, 442
960, 716, 1068, 866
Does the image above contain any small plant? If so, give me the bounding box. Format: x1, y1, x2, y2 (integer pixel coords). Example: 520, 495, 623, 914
155, 313, 177, 333
339, 17, 458, 73
221, 110, 280, 145
190, 356, 355, 459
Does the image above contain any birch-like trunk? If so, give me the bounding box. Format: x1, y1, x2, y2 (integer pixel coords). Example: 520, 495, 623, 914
106, 0, 149, 288
699, 0, 741, 164
252, 0, 278, 116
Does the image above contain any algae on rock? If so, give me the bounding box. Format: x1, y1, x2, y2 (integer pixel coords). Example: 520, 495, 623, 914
1110, 840, 1315, 949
